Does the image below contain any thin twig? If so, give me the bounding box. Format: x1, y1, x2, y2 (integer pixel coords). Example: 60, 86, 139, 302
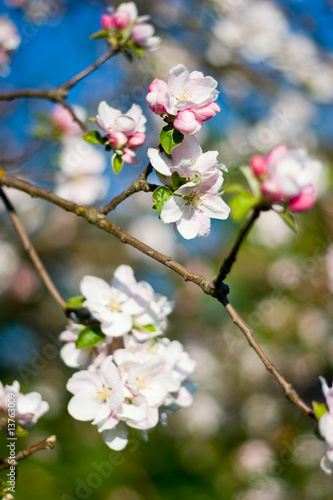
223, 298, 316, 419
213, 207, 261, 288
0, 187, 66, 312
99, 163, 158, 215
0, 435, 56, 470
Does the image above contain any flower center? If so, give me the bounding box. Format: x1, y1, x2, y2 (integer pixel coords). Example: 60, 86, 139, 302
95, 385, 111, 402
178, 90, 194, 101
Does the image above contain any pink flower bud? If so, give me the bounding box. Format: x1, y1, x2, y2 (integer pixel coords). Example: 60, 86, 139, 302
109, 131, 128, 149
197, 102, 220, 121
113, 10, 131, 29
122, 148, 138, 165
146, 79, 168, 115
51, 104, 81, 134
260, 179, 282, 202
174, 109, 203, 136
128, 132, 146, 149
250, 155, 267, 177
101, 14, 115, 29
288, 186, 315, 212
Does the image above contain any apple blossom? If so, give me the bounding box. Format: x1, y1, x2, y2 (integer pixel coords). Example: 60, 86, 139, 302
250, 145, 321, 211
0, 380, 49, 429
318, 377, 333, 474
100, 2, 160, 52
96, 101, 146, 165
148, 135, 226, 181
80, 265, 155, 337
0, 16, 21, 75
146, 64, 220, 135
51, 104, 86, 136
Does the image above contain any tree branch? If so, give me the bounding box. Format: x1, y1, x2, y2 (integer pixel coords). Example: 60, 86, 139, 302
0, 186, 66, 312
222, 298, 316, 419
99, 162, 158, 215
213, 207, 261, 288
0, 435, 56, 470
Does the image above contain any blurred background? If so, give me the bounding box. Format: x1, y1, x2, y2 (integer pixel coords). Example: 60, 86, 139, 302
1, 0, 333, 498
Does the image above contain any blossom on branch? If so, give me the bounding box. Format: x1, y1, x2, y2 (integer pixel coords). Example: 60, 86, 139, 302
99, 2, 160, 53
0, 16, 21, 76
0, 380, 49, 430
51, 104, 86, 137
250, 145, 321, 212
146, 64, 220, 135
318, 378, 333, 474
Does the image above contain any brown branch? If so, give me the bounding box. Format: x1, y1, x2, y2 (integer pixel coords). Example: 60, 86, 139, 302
213, 207, 261, 288
0, 175, 317, 421
99, 162, 158, 215
0, 435, 56, 470
223, 298, 316, 419
0, 186, 66, 312
58, 98, 88, 132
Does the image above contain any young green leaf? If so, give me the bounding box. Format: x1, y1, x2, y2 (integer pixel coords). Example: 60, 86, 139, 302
66, 295, 85, 310
229, 192, 258, 220
277, 209, 298, 233
75, 325, 105, 349
152, 186, 173, 211
159, 125, 184, 155
141, 324, 157, 333
83, 130, 104, 145
90, 29, 110, 40
313, 401, 328, 421
112, 153, 124, 174
170, 172, 188, 189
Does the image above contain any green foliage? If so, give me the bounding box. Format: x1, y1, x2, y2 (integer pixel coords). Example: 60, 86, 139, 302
229, 192, 258, 220
89, 29, 110, 40
277, 209, 298, 233
75, 325, 105, 349
83, 130, 104, 145
152, 186, 173, 211
112, 153, 124, 174
160, 125, 184, 155
66, 295, 85, 310
313, 401, 328, 421
170, 172, 189, 190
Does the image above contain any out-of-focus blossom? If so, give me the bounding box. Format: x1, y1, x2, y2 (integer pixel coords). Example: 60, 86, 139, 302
234, 440, 274, 477
51, 104, 86, 136
318, 378, 333, 474
250, 211, 293, 247
55, 136, 108, 205
146, 65, 220, 135
0, 16, 21, 76
0, 380, 49, 429
96, 101, 146, 165
250, 145, 321, 211
100, 2, 160, 51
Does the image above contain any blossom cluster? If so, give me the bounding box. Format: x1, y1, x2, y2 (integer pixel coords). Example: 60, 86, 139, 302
250, 145, 321, 212
146, 64, 220, 136
0, 15, 20, 76
50, 104, 108, 205
148, 136, 230, 239
0, 380, 49, 430
318, 378, 333, 474
100, 2, 160, 52
95, 101, 146, 166
61, 265, 196, 450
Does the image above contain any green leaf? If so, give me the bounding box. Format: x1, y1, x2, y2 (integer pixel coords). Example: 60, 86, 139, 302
277, 209, 298, 233
83, 130, 104, 145
229, 192, 258, 220
90, 29, 110, 40
159, 125, 184, 155
152, 186, 173, 211
112, 153, 124, 174
126, 40, 145, 59
123, 49, 134, 62
66, 295, 85, 310
141, 324, 157, 333
224, 183, 251, 195
313, 401, 328, 421
240, 166, 260, 196
75, 325, 105, 349
170, 172, 188, 189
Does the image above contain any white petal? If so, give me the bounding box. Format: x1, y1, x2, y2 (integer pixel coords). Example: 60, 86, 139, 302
161, 196, 184, 223
102, 423, 128, 450
199, 195, 231, 220
171, 136, 202, 165
147, 148, 173, 176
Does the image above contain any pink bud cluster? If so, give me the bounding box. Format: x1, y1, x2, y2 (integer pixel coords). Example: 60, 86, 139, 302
146, 64, 220, 136
250, 145, 321, 212
61, 265, 196, 450
100, 2, 160, 51
96, 101, 146, 165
